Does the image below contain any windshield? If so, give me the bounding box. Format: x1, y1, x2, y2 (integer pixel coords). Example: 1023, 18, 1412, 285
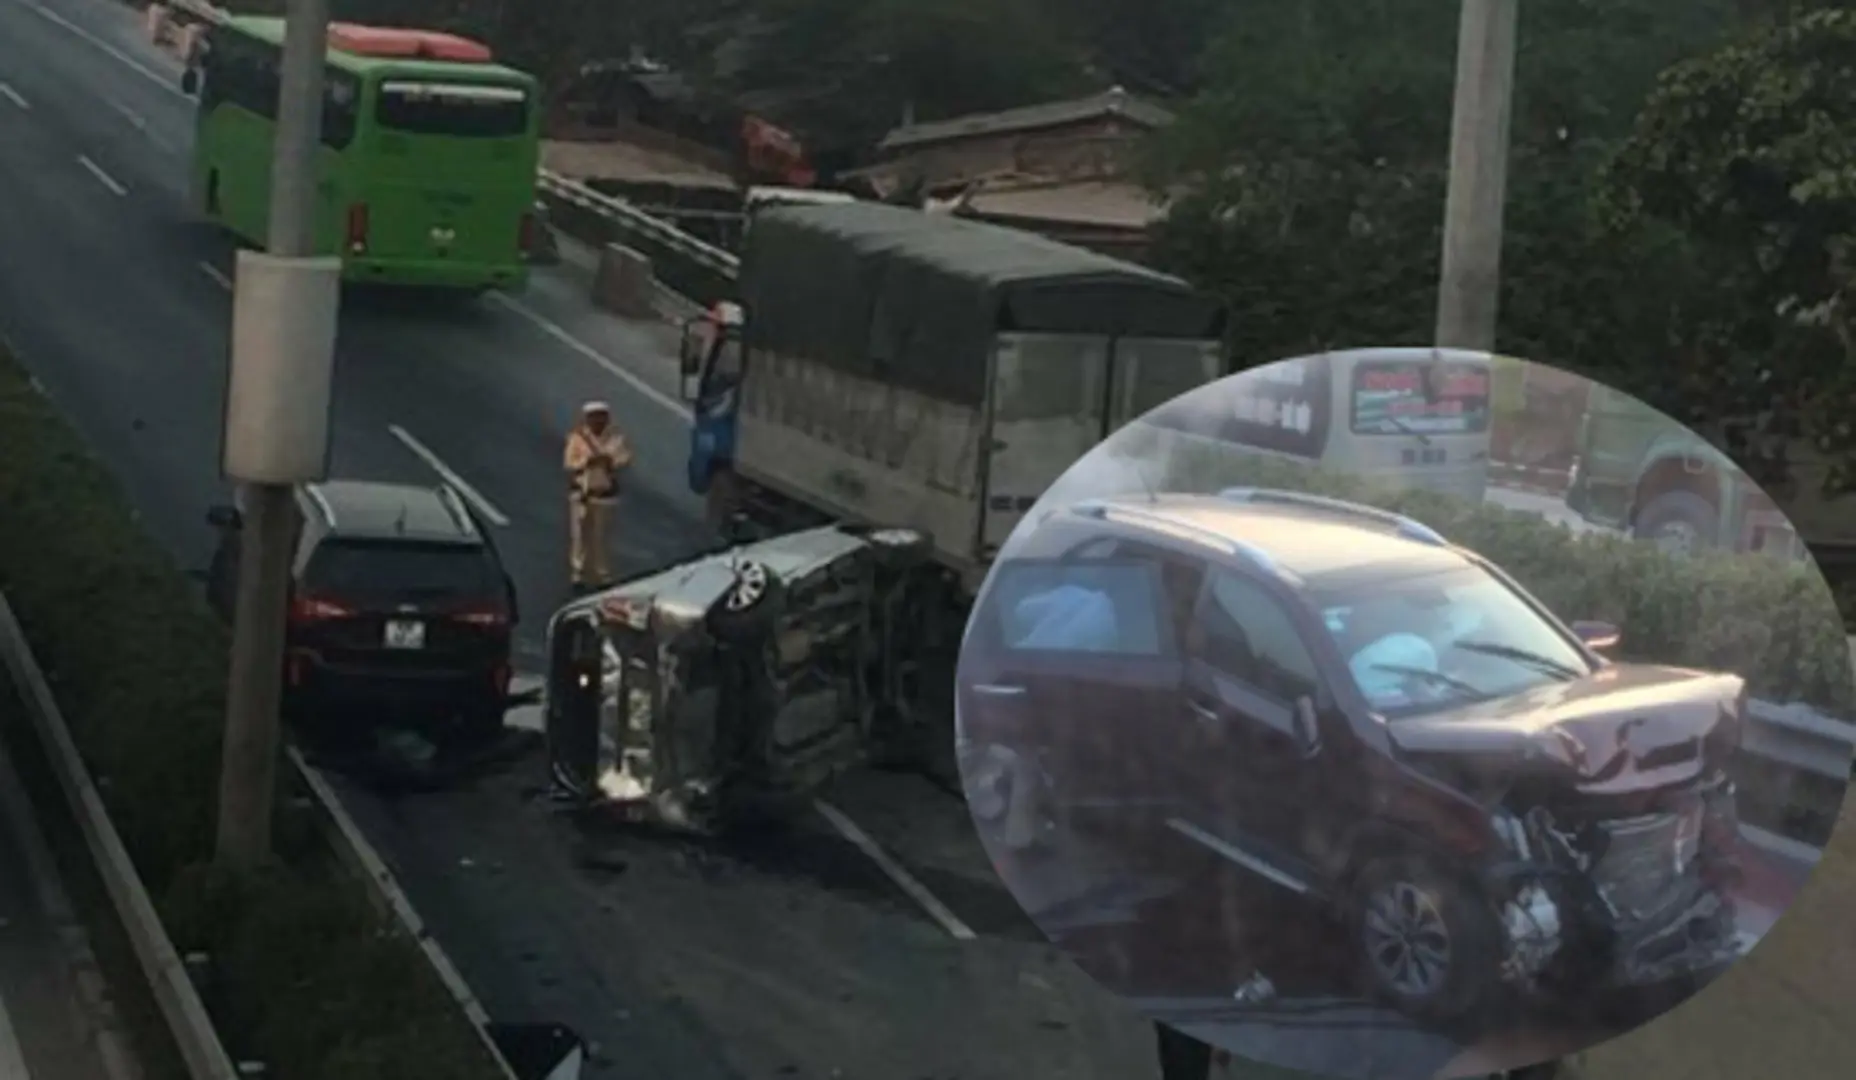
375, 80, 531, 137
1313, 565, 1592, 718
1349, 359, 1491, 436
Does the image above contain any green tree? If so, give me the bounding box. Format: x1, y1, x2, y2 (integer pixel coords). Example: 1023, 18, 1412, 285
1597, 6, 1856, 493
1142, 0, 1749, 374
712, 0, 1093, 154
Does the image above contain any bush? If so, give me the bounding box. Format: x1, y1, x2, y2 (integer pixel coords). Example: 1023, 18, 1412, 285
1110, 422, 1854, 715
0, 351, 503, 1080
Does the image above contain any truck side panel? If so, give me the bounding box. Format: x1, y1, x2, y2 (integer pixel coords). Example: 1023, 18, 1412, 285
736, 350, 988, 576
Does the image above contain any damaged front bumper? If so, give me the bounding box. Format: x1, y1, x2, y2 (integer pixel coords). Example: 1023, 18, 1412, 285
1486, 783, 1749, 993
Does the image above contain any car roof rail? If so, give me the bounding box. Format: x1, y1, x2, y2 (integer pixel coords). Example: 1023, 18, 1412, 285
1069, 500, 1288, 578
1218, 486, 1448, 547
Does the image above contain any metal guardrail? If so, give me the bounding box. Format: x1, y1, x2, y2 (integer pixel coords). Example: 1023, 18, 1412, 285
1744, 698, 1855, 782
0, 594, 240, 1080
534, 170, 741, 279
157, 1, 743, 294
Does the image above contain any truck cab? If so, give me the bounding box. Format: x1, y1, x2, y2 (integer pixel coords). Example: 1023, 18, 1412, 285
1565, 385, 1826, 560
680, 300, 746, 520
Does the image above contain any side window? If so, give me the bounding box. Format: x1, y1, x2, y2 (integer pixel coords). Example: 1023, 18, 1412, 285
198, 32, 223, 107
1096, 540, 1205, 643
987, 559, 1171, 657
208, 35, 280, 118
322, 70, 360, 148
256, 42, 282, 117
1195, 570, 1321, 703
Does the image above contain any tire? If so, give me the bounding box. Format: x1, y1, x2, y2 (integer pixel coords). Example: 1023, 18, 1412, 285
706, 559, 786, 643
1631, 489, 1718, 555
852, 525, 932, 572
1350, 856, 1503, 1026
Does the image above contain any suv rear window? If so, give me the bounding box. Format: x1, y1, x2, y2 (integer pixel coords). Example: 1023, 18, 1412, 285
305, 539, 501, 599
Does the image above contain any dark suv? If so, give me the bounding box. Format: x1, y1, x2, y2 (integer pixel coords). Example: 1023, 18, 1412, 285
957, 487, 1747, 1025
204, 480, 520, 739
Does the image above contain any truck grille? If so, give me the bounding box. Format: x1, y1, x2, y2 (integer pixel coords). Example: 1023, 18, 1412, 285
1590, 809, 1701, 920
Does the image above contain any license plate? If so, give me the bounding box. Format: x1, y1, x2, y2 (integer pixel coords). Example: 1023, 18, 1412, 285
384, 619, 426, 649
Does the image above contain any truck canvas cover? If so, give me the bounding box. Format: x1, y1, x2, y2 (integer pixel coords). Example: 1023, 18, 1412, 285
738, 202, 1226, 406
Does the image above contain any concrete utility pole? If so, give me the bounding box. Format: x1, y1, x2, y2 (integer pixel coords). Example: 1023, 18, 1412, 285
1435, 0, 1519, 353
216, 0, 342, 870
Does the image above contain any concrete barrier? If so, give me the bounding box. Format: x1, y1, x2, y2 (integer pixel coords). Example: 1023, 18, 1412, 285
144, 4, 171, 44
174, 22, 205, 63
591, 242, 658, 319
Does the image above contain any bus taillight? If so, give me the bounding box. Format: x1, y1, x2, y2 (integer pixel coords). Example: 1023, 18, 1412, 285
345, 203, 370, 255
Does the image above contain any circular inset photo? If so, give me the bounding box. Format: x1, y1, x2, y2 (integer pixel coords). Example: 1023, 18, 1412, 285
955, 348, 1854, 1080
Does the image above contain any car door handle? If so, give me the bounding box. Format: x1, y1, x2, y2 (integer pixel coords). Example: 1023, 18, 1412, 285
971, 684, 1027, 697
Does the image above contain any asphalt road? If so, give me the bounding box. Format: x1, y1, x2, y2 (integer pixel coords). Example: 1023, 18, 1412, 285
0, 1, 1180, 1078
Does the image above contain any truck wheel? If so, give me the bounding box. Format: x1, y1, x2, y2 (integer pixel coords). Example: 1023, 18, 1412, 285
1632, 489, 1718, 555
1350, 856, 1502, 1027
707, 559, 786, 643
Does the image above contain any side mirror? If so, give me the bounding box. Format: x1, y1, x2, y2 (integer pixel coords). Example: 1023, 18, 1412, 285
181, 67, 200, 96
1293, 696, 1321, 756
1572, 620, 1621, 652
206, 504, 241, 531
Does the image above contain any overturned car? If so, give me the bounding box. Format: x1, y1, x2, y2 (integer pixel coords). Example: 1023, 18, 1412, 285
541, 523, 935, 828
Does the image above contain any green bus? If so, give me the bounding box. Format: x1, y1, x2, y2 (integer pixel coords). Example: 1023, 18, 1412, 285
181, 18, 543, 293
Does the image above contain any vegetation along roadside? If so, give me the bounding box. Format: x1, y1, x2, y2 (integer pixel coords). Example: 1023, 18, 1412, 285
0, 346, 505, 1080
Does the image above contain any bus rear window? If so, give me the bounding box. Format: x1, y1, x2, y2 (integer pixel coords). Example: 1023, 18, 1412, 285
1350, 361, 1490, 436
375, 80, 530, 137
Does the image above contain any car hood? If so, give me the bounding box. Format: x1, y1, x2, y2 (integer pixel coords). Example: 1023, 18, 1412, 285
1388, 663, 1744, 793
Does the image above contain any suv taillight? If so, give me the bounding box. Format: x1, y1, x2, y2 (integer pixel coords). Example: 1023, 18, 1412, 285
454, 608, 509, 629
345, 203, 369, 255
290, 595, 353, 623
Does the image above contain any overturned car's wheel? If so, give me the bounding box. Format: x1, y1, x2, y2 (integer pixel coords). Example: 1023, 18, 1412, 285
1351, 856, 1503, 1027
859, 526, 932, 571
707, 558, 787, 643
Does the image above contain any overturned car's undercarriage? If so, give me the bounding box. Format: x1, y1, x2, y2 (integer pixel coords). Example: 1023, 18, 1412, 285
540, 524, 940, 829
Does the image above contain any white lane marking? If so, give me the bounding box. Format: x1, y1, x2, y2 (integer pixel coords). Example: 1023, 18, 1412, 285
105, 97, 144, 128
77, 154, 127, 196
0, 82, 27, 109
103, 94, 173, 151
0, 987, 31, 1080
812, 798, 977, 941
485, 292, 691, 420
27, 1, 185, 99
388, 424, 512, 527
197, 261, 232, 291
